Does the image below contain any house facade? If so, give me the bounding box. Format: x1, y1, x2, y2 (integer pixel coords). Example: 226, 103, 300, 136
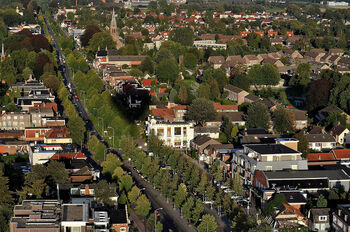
146, 117, 194, 149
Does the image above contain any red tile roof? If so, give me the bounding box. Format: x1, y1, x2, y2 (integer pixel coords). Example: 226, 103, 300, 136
307, 153, 335, 162
152, 108, 175, 120
142, 79, 157, 87
51, 151, 86, 160
282, 203, 304, 217
213, 102, 238, 111
332, 149, 350, 160
45, 127, 70, 139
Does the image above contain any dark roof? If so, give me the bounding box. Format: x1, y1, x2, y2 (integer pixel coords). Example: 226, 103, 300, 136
194, 126, 220, 134
208, 56, 225, 64
192, 135, 213, 146
319, 105, 346, 115
109, 204, 128, 224
62, 205, 84, 221
244, 128, 268, 135
264, 169, 350, 180
108, 56, 146, 62
217, 112, 245, 122
255, 99, 276, 109
241, 135, 279, 144
245, 144, 298, 154
244, 94, 260, 102
223, 85, 244, 94
269, 178, 328, 190
289, 109, 307, 121
107, 49, 118, 56
310, 208, 330, 222
330, 124, 348, 136
280, 191, 307, 204
207, 143, 234, 150
96, 50, 107, 57
305, 133, 335, 143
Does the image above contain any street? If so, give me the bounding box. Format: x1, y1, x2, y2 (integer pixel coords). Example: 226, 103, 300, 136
45, 16, 197, 232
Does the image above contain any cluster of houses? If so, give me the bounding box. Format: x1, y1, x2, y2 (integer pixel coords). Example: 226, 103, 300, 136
1, 78, 129, 232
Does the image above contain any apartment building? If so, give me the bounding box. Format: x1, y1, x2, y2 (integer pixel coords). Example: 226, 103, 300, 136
10, 200, 61, 232
232, 143, 307, 185
333, 204, 350, 232
0, 112, 31, 130
146, 117, 194, 149
29, 144, 64, 165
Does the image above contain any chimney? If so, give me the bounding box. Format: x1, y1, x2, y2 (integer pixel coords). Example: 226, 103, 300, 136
85, 185, 89, 196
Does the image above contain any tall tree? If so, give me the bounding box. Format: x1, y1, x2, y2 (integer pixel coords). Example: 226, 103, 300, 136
316, 194, 327, 207
178, 85, 188, 104
80, 25, 101, 47
46, 160, 69, 186
169, 27, 194, 46
306, 78, 331, 112
197, 214, 218, 232
293, 132, 309, 158
156, 58, 179, 83
187, 98, 217, 126
175, 184, 187, 209
246, 103, 271, 130
181, 196, 194, 220
289, 63, 311, 87
135, 194, 151, 217
94, 180, 116, 206
272, 106, 295, 134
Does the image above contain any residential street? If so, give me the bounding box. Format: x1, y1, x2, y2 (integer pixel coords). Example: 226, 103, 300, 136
45, 15, 197, 232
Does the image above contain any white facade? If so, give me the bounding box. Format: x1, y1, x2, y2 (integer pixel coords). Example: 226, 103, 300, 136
193, 40, 227, 50
146, 117, 194, 149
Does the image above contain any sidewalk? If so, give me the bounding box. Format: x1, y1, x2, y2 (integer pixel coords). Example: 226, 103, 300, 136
124, 162, 197, 232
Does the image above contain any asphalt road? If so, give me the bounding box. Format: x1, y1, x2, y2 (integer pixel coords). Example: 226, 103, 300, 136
45, 16, 197, 232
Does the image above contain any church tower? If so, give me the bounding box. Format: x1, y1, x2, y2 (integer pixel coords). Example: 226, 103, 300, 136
1, 43, 5, 62
110, 9, 124, 49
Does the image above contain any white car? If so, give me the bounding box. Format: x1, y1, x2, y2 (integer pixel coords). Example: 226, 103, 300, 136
220, 185, 228, 189
203, 200, 214, 204
224, 189, 234, 193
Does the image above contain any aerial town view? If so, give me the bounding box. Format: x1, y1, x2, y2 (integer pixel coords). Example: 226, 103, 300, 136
2, 0, 350, 231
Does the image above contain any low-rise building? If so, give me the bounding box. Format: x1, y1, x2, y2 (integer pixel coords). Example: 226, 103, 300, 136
333, 204, 350, 232
146, 116, 194, 149
10, 200, 61, 232
233, 143, 307, 185
308, 208, 330, 232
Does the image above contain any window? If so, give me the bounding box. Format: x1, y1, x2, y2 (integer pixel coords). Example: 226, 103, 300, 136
265, 166, 272, 171
319, 216, 327, 221
167, 127, 171, 137
266, 156, 273, 162
174, 127, 181, 135
13, 116, 17, 120
183, 127, 187, 136
157, 128, 164, 136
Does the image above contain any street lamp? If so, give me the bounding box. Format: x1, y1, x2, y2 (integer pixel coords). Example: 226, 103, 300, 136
199, 218, 209, 232
107, 126, 115, 148
154, 208, 163, 232
104, 148, 109, 161
80, 90, 86, 106
98, 117, 104, 132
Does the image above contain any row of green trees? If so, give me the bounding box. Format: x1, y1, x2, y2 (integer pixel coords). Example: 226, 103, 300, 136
100, 153, 165, 231
120, 134, 264, 231
119, 135, 219, 231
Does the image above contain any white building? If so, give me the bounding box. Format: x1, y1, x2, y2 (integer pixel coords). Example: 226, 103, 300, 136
327, 1, 348, 6
146, 117, 194, 149
193, 40, 227, 50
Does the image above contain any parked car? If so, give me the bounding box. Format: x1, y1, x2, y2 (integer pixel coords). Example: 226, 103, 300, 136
224, 189, 234, 193
203, 200, 214, 204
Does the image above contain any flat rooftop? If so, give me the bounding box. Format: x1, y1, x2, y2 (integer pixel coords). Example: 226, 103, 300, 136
245, 144, 299, 154
62, 204, 88, 222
